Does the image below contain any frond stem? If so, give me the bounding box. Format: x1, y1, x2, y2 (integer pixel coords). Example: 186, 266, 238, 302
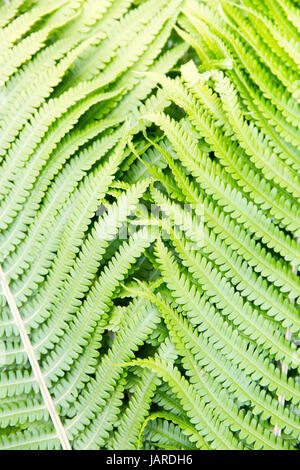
0, 265, 71, 450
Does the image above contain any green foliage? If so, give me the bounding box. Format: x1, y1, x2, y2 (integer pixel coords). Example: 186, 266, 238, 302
0, 0, 299, 451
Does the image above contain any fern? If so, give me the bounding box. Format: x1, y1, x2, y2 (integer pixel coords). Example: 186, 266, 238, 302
132, 0, 299, 450
0, 0, 186, 450
0, 0, 299, 451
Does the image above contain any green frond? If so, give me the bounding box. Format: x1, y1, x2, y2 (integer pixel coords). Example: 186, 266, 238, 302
108, 339, 177, 450
130, 355, 244, 450
151, 291, 298, 441
0, 0, 298, 451
143, 417, 198, 450
151, 186, 299, 331
146, 110, 299, 263
66, 295, 160, 442
151, 239, 299, 400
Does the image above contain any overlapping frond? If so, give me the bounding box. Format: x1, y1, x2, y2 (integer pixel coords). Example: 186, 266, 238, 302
0, 0, 299, 451
0, 0, 186, 450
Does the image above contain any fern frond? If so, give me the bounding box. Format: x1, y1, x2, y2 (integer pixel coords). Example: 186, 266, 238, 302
143, 416, 198, 450
146, 110, 299, 263
0, 0, 298, 451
